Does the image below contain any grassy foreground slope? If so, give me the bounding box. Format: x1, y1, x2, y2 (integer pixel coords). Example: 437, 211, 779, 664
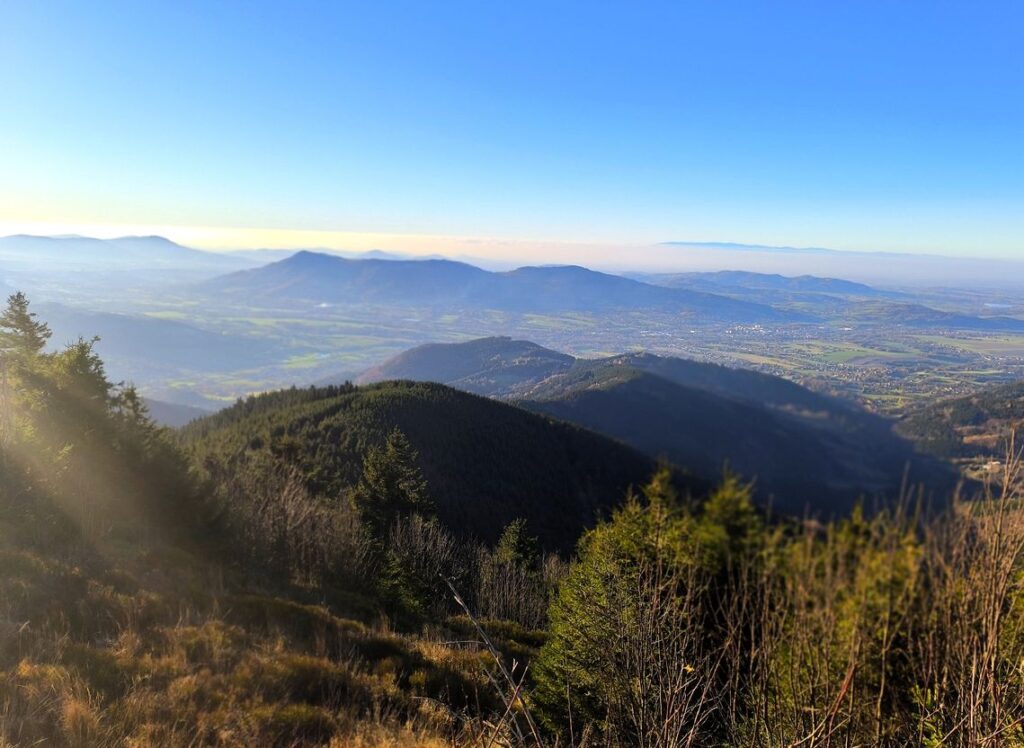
0, 506, 520, 747
0, 295, 559, 746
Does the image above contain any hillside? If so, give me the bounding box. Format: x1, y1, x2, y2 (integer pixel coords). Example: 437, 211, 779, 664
0, 295, 563, 747
646, 270, 896, 297
521, 365, 942, 515
532, 350, 838, 411
1, 294, 1019, 748
858, 303, 1024, 332
357, 336, 837, 406
356, 338, 952, 515
182, 381, 674, 550
639, 271, 1024, 332
898, 380, 1024, 460
200, 251, 802, 322
356, 336, 574, 395
202, 250, 491, 306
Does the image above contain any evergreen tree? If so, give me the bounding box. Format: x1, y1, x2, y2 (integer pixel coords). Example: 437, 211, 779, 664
350, 428, 432, 539
494, 517, 538, 566
533, 466, 766, 741
696, 471, 761, 564
533, 468, 689, 733
0, 292, 51, 358
0, 293, 52, 442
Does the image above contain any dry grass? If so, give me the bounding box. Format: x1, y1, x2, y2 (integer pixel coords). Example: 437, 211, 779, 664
0, 516, 541, 748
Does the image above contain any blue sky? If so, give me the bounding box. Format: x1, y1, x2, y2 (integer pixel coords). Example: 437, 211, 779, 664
1, 1, 1021, 259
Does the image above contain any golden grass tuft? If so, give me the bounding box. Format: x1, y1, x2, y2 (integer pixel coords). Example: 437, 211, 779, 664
60, 694, 101, 747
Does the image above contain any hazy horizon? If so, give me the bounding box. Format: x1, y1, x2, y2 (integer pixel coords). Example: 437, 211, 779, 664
2, 2, 1022, 261
3, 227, 1022, 287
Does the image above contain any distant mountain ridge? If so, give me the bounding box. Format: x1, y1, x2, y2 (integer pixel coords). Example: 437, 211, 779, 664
865, 303, 1024, 332
635, 270, 1024, 330
143, 398, 213, 428
356, 337, 955, 515
0, 234, 254, 272
200, 250, 806, 322
644, 270, 897, 297
359, 336, 850, 408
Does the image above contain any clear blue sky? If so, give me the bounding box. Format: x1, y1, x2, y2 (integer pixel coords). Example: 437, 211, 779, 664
1, 1, 1021, 257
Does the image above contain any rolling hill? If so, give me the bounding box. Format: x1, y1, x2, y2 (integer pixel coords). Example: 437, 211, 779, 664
898, 380, 1024, 460
520, 366, 932, 516
181, 381, 682, 550
200, 251, 805, 322
356, 337, 954, 515
643, 270, 897, 298
356, 336, 574, 395
636, 270, 1024, 331
860, 303, 1024, 332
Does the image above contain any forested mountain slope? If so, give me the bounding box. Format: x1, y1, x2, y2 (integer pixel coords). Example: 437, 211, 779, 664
357, 338, 953, 515
182, 381, 674, 550
0, 293, 562, 745
898, 380, 1024, 459
521, 365, 943, 515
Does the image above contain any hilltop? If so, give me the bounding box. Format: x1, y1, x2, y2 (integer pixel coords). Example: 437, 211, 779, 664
356, 336, 574, 395
199, 250, 802, 322
182, 380, 674, 550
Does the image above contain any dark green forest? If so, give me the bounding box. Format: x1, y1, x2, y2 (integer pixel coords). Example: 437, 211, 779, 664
180, 379, 671, 551
358, 336, 958, 516
2, 293, 1024, 747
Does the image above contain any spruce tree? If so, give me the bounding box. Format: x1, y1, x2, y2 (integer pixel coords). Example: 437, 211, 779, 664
494, 517, 538, 566
351, 428, 432, 538
0, 292, 51, 357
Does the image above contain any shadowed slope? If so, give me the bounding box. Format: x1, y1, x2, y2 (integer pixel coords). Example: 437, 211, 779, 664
182, 381, 682, 551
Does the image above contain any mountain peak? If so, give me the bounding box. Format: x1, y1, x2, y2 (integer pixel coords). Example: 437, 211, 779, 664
288, 249, 338, 261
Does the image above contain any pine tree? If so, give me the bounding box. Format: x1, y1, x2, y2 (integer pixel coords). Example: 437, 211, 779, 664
0, 293, 52, 450
494, 517, 538, 567
533, 467, 764, 740
0, 292, 51, 358
351, 428, 432, 538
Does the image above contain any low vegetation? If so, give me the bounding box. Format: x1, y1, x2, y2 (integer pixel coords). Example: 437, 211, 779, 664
2, 293, 1024, 746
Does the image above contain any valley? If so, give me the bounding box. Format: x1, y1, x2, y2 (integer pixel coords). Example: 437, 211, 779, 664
95, 304, 1024, 416
10, 238, 1022, 417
